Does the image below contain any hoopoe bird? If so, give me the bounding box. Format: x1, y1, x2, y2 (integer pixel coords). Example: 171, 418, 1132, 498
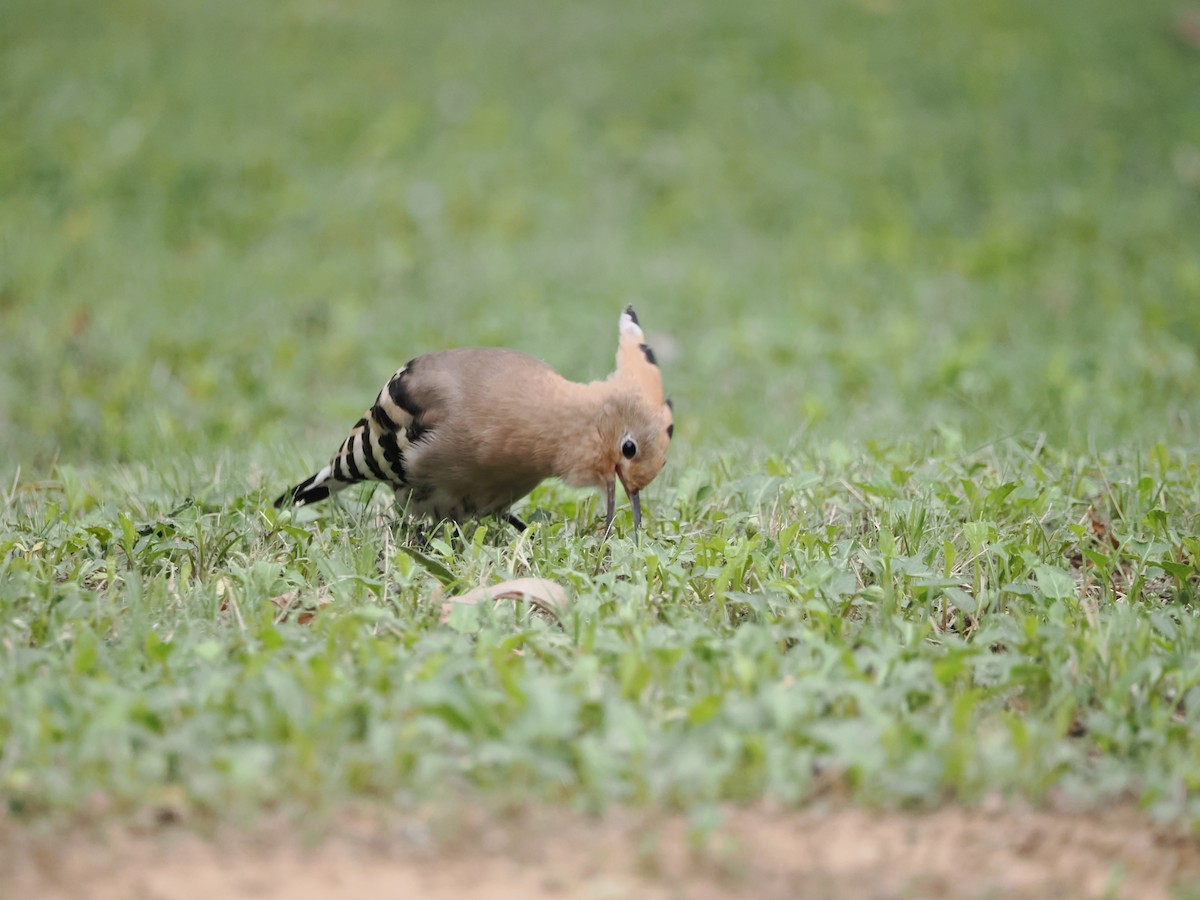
275, 307, 673, 537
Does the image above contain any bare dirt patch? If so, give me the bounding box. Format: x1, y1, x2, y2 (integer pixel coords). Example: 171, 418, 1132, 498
3, 801, 1198, 900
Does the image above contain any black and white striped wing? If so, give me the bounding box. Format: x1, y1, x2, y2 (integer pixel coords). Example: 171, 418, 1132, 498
274, 361, 426, 508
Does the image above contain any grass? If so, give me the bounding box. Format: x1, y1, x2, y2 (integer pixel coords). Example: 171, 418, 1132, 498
3, 0, 1200, 832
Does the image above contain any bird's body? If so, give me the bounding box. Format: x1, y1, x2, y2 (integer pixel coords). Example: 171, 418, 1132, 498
276, 307, 672, 534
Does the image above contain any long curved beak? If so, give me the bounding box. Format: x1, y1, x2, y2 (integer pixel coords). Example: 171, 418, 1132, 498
613, 469, 641, 544
604, 479, 616, 535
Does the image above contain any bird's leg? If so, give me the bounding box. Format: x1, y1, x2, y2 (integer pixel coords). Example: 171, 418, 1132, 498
505, 512, 528, 532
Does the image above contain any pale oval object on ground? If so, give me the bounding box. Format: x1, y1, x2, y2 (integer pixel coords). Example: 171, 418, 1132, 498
439, 577, 568, 624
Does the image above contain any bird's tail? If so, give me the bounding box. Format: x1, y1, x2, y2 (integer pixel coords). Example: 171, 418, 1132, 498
275, 362, 421, 510
274, 414, 384, 508
275, 463, 346, 508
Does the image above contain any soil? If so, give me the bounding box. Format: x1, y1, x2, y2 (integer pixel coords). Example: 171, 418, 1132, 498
3, 800, 1199, 900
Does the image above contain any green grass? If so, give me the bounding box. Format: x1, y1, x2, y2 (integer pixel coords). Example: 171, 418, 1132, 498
3, 0, 1200, 828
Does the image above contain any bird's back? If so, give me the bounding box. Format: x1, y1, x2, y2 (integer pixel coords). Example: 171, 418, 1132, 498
399, 347, 574, 518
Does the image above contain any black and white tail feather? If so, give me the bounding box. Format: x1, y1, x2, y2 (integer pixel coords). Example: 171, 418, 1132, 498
275, 362, 421, 509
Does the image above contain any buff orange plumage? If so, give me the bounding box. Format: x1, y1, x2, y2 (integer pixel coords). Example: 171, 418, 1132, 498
276, 307, 673, 537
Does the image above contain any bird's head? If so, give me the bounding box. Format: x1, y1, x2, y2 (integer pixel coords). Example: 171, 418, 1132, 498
600, 306, 674, 535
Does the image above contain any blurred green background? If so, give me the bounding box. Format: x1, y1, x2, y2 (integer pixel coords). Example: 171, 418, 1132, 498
3, 0, 1199, 472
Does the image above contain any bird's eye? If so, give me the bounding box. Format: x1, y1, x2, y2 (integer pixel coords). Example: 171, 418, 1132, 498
621, 438, 638, 459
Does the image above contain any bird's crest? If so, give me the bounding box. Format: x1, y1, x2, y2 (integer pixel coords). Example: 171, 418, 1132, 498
613, 305, 665, 407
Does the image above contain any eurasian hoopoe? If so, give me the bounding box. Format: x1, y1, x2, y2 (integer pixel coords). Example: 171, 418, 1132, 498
275, 307, 673, 537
